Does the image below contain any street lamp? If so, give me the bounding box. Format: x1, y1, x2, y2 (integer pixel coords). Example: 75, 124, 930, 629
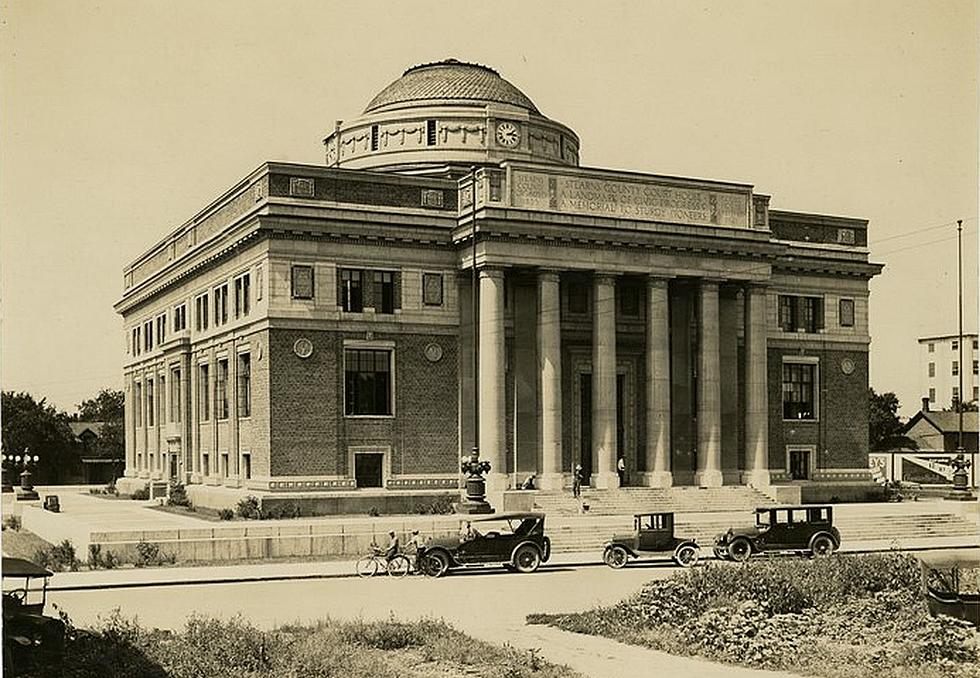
947, 219, 974, 500
456, 167, 493, 515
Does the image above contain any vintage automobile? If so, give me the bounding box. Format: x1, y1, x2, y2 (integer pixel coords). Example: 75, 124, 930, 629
419, 511, 551, 577
713, 505, 840, 562
603, 512, 700, 569
2, 557, 66, 676
919, 550, 979, 626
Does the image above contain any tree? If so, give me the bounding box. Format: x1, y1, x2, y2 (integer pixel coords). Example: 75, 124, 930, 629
75, 389, 125, 460
868, 388, 917, 451
1, 391, 77, 483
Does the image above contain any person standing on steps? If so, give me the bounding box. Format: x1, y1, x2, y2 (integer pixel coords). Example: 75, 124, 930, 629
617, 456, 627, 486
572, 464, 583, 498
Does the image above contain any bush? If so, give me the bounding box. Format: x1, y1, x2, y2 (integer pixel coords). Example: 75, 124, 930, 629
88, 543, 121, 570
218, 508, 234, 521
131, 485, 150, 500
413, 495, 456, 515
134, 539, 175, 567
3, 514, 22, 531
260, 501, 301, 520
236, 495, 261, 520
367, 506, 381, 517
167, 481, 190, 507
34, 539, 79, 572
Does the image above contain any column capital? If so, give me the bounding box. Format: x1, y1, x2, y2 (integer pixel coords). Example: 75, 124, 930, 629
537, 268, 562, 283
478, 266, 506, 280
593, 271, 619, 285
744, 281, 770, 293
646, 275, 672, 289
698, 277, 725, 290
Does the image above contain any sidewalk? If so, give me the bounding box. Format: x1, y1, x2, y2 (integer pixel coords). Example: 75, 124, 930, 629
45, 536, 979, 591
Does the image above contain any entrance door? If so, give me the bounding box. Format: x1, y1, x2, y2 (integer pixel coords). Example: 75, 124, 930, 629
354, 453, 384, 488
616, 374, 626, 485
789, 449, 810, 480
169, 454, 179, 479
579, 374, 592, 482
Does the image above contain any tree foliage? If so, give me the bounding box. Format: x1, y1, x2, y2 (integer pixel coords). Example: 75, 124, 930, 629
1, 391, 77, 483
75, 388, 125, 459
868, 388, 917, 451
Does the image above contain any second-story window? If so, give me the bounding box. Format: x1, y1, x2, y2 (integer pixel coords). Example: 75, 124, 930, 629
778, 295, 823, 333
156, 313, 166, 345
144, 320, 154, 351
132, 327, 141, 356
215, 359, 229, 420
173, 303, 187, 332
340, 269, 363, 312
234, 272, 251, 319
199, 364, 210, 422
195, 294, 209, 332
213, 283, 228, 326
237, 353, 251, 418
375, 271, 395, 314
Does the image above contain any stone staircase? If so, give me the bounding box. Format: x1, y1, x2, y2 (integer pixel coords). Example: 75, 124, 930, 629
545, 509, 980, 554
533, 486, 777, 516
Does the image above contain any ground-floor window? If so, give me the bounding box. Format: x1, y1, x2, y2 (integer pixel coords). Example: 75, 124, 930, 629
354, 451, 384, 488
242, 453, 251, 480
345, 349, 392, 415
782, 361, 817, 420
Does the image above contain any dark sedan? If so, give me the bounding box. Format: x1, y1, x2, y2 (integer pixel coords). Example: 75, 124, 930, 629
420, 512, 551, 577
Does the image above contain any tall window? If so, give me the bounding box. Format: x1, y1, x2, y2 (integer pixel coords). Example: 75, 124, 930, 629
972, 359, 979, 376
782, 362, 816, 420
928, 387, 936, 403
195, 293, 209, 331
838, 298, 855, 327
146, 379, 155, 427
237, 353, 251, 418
170, 367, 181, 423
173, 303, 187, 332
952, 361, 959, 376
234, 272, 251, 318
974, 386, 978, 402
340, 269, 363, 312
345, 349, 392, 416
215, 359, 229, 420
953, 387, 960, 403
156, 314, 166, 345
291, 264, 314, 299
213, 284, 228, 326
928, 342, 935, 353
778, 295, 823, 333
370, 124, 379, 151
928, 362, 936, 378
158, 374, 166, 425
199, 364, 210, 421
426, 119, 436, 146
134, 382, 142, 427
144, 320, 154, 351
132, 327, 141, 355
374, 271, 395, 314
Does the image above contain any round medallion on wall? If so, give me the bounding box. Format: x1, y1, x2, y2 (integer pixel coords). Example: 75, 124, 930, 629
495, 121, 520, 148
293, 338, 314, 359
840, 358, 855, 375
424, 343, 443, 363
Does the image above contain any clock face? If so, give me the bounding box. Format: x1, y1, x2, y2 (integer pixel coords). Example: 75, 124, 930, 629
495, 121, 520, 148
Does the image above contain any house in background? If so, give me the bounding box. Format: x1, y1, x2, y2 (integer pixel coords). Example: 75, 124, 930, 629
69, 422, 124, 484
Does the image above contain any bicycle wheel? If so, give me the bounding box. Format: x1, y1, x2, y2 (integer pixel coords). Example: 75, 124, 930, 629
356, 555, 379, 578
387, 555, 411, 578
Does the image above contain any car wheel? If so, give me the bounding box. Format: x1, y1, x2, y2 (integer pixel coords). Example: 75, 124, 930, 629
674, 544, 699, 568
603, 545, 629, 569
422, 550, 450, 578
712, 546, 729, 561
728, 538, 752, 563
513, 544, 542, 573
356, 556, 378, 578
810, 534, 836, 558
386, 555, 411, 577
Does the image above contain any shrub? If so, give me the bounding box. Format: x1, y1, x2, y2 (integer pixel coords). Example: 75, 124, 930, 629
88, 543, 121, 569
167, 481, 190, 507
131, 485, 150, 500
261, 501, 301, 520
134, 539, 175, 567
367, 506, 381, 517
218, 508, 234, 521
3, 514, 22, 531
339, 618, 432, 650
236, 495, 261, 520
34, 539, 79, 572
413, 496, 456, 515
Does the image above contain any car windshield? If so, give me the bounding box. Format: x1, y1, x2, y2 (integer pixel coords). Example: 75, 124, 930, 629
2, 576, 46, 607
756, 511, 771, 528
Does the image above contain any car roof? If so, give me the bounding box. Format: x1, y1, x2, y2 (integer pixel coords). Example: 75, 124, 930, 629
918, 549, 980, 568
633, 512, 672, 518
756, 505, 832, 512
471, 511, 545, 522
2, 557, 53, 578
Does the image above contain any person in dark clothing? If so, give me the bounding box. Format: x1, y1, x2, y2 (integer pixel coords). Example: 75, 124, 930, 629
572, 464, 583, 498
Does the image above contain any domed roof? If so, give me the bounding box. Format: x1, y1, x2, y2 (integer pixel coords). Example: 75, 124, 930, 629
364, 59, 541, 115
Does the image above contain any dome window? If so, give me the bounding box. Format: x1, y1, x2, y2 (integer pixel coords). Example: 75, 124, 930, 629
426, 120, 436, 146
371, 125, 379, 151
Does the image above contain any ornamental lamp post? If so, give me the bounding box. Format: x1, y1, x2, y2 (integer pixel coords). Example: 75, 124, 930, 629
456, 167, 494, 515
15, 450, 40, 500
946, 219, 974, 499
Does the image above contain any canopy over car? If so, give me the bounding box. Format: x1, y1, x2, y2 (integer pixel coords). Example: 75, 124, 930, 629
2, 558, 53, 579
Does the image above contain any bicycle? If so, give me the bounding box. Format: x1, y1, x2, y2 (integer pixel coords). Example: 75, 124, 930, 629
355, 548, 412, 578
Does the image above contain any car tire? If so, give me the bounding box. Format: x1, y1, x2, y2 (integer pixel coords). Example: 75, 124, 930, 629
603, 545, 629, 569
810, 534, 836, 558
386, 555, 411, 577
728, 538, 752, 563
356, 556, 379, 578
513, 544, 542, 573
422, 550, 450, 578
674, 544, 700, 568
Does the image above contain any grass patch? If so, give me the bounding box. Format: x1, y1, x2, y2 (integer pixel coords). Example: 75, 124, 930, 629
25, 612, 579, 678
528, 553, 979, 678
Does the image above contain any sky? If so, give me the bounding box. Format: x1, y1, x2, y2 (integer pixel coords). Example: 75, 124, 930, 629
1, 0, 977, 417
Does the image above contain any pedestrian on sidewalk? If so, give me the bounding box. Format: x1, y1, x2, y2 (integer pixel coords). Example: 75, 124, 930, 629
405, 529, 423, 572
572, 464, 583, 498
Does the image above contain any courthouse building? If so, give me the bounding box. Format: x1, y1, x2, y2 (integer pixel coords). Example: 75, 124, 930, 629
116, 60, 883, 505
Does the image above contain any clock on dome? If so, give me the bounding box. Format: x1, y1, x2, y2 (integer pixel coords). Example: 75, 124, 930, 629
495, 121, 520, 148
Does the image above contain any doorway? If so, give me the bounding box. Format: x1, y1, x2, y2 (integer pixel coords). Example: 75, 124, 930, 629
354, 452, 384, 488
789, 448, 811, 480
578, 372, 628, 484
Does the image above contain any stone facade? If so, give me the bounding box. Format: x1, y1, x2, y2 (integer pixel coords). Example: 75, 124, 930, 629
116, 60, 883, 502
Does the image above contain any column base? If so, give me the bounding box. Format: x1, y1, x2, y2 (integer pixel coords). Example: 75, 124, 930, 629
638, 471, 673, 488
741, 469, 771, 489
537, 472, 565, 491
694, 469, 724, 488
591, 471, 620, 490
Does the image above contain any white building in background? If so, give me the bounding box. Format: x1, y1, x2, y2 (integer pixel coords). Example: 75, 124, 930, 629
918, 333, 979, 409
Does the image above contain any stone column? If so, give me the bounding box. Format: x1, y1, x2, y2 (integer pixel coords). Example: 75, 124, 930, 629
743, 284, 771, 487
478, 267, 508, 492
190, 356, 201, 482
537, 270, 563, 490
695, 280, 723, 487
592, 273, 619, 489
124, 376, 136, 477
180, 353, 193, 484
229, 345, 240, 486
645, 277, 673, 487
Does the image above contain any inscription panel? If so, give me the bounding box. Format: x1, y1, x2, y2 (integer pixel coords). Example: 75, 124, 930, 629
511, 169, 750, 229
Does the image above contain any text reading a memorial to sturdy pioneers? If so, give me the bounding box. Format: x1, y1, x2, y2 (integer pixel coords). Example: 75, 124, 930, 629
510, 170, 750, 229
